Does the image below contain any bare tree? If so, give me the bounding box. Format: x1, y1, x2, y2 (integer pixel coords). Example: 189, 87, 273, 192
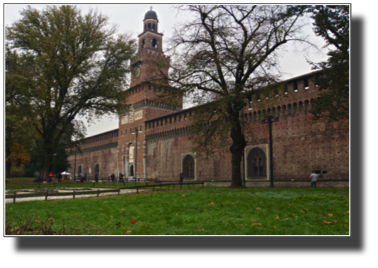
150, 5, 309, 187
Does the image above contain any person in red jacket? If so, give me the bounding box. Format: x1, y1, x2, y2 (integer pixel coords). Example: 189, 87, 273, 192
48, 172, 53, 181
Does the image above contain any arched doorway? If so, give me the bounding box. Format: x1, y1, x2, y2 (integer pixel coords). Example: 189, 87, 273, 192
129, 165, 134, 177
183, 155, 195, 179
247, 148, 267, 177
95, 164, 99, 176
78, 165, 82, 179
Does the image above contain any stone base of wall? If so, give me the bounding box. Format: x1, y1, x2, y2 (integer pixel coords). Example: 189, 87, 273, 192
203, 179, 349, 189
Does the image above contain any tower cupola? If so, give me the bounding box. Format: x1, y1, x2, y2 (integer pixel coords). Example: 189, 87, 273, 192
143, 7, 159, 32
144, 9, 158, 20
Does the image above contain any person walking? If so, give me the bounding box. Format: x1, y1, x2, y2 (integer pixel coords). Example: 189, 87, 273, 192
95, 172, 99, 183
310, 171, 318, 188
48, 172, 53, 182
111, 173, 115, 183
179, 173, 184, 184
119, 173, 124, 183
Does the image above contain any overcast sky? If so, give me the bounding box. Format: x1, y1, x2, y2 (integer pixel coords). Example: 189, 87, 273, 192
4, 3, 330, 137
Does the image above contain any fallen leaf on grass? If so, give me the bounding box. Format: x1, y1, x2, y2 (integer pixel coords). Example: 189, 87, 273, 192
110, 216, 114, 218
126, 230, 132, 234
322, 220, 332, 224
274, 216, 279, 220
301, 210, 307, 214
333, 220, 337, 223
328, 213, 333, 217
273, 226, 277, 230
251, 223, 262, 226
121, 208, 125, 210
256, 207, 261, 210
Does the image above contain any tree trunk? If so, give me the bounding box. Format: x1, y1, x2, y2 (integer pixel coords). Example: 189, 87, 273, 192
40, 151, 52, 181
6, 146, 11, 178
229, 118, 246, 188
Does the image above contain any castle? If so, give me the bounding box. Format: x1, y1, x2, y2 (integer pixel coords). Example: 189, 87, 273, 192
67, 9, 349, 187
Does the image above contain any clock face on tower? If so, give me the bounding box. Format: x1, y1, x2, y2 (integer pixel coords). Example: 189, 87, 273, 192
134, 66, 141, 79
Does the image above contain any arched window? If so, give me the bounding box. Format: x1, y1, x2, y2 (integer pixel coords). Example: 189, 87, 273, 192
142, 39, 145, 48
148, 23, 151, 30
183, 155, 195, 178
247, 148, 266, 177
152, 24, 155, 31
152, 38, 157, 48
129, 144, 134, 163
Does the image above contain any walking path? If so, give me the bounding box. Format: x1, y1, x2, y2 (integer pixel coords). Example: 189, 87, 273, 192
5, 188, 148, 204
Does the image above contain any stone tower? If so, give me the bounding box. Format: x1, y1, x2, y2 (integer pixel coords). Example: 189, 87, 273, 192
117, 8, 182, 179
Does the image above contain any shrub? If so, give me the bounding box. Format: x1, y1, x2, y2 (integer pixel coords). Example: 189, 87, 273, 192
10, 166, 24, 177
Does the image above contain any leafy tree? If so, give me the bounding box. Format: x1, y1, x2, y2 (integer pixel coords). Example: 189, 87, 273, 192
6, 5, 136, 180
307, 5, 349, 122
151, 5, 308, 187
5, 48, 37, 177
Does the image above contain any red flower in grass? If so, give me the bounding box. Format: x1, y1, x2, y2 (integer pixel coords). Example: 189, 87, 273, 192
83, 223, 85, 225
36, 217, 39, 220
131, 220, 136, 224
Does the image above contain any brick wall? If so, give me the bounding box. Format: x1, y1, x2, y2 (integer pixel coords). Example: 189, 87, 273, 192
145, 71, 349, 183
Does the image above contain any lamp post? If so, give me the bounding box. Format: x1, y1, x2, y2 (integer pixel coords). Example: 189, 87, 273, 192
261, 115, 279, 188
241, 99, 253, 188
132, 126, 142, 182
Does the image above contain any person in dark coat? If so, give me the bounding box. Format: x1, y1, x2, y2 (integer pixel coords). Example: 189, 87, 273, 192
119, 173, 124, 183
111, 173, 115, 182
179, 173, 184, 184
95, 172, 99, 183
58, 173, 62, 182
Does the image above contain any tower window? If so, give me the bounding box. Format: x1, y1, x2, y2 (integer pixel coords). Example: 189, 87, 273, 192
152, 38, 157, 48
304, 78, 309, 89
152, 24, 155, 31
148, 23, 151, 30
142, 39, 145, 48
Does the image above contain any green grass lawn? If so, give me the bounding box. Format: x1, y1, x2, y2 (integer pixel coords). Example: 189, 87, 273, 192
5, 187, 349, 235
